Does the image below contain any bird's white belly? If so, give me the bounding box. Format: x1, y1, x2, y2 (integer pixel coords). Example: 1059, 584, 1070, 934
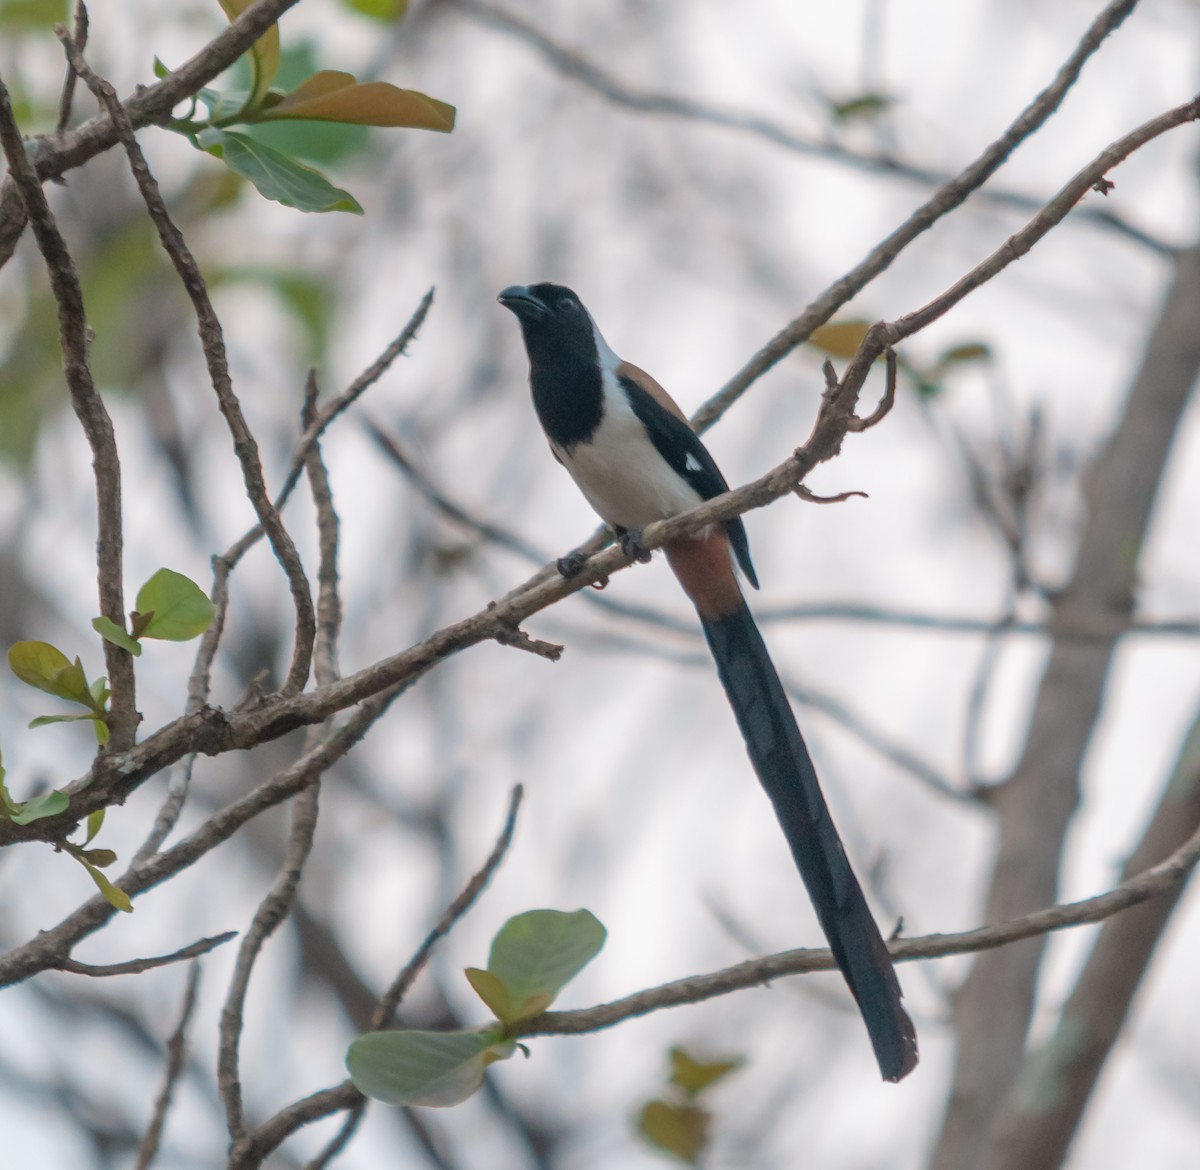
554, 407, 702, 530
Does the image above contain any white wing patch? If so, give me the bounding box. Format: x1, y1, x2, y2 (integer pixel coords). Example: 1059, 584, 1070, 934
684, 453, 703, 473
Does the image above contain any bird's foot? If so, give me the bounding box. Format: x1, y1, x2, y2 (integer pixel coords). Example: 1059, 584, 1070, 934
556, 551, 589, 578
617, 526, 652, 564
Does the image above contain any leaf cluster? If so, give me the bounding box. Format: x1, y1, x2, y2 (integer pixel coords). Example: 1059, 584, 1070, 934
346, 909, 605, 1108
636, 1047, 744, 1166
3, 568, 213, 910
162, 0, 455, 213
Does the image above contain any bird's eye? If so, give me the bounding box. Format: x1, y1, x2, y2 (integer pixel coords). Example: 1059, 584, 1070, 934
557, 298, 577, 312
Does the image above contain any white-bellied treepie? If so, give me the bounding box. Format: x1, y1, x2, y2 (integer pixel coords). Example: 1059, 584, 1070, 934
499, 282, 918, 1082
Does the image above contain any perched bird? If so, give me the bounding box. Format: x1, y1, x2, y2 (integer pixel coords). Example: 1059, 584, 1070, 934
499, 282, 918, 1082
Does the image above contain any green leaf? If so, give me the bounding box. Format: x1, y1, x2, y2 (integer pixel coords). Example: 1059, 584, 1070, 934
0, 754, 15, 814
195, 128, 363, 214
75, 855, 132, 912
934, 341, 993, 372
218, 0, 280, 111
0, 0, 67, 28
29, 713, 111, 743
464, 966, 513, 1022
636, 1100, 710, 1166
85, 808, 105, 846
7, 788, 68, 825
485, 909, 605, 1022
29, 713, 99, 729
827, 91, 897, 124
134, 568, 216, 641
9, 642, 93, 706
668, 1047, 743, 1097
80, 847, 117, 867
808, 319, 872, 360
258, 70, 455, 131
92, 616, 142, 656
344, 0, 407, 20
346, 1028, 515, 1107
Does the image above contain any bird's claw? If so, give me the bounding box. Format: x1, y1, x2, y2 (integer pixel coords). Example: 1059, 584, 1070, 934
556, 551, 589, 578
617, 527, 652, 564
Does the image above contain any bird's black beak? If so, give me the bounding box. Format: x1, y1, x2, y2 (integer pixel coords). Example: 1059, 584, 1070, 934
497, 285, 546, 320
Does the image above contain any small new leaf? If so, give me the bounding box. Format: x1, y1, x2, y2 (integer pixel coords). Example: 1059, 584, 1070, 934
259, 70, 455, 131
71, 852, 133, 913
668, 1047, 744, 1097
134, 569, 216, 642
485, 909, 605, 1022
9, 641, 92, 705
809, 320, 872, 360
827, 91, 897, 124
85, 808, 105, 846
195, 128, 363, 214
464, 966, 513, 1022
637, 1100, 710, 1166
92, 616, 142, 656
80, 848, 117, 868
347, 1028, 515, 1108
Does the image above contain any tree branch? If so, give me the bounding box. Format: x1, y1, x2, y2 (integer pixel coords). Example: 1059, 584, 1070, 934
0, 69, 138, 749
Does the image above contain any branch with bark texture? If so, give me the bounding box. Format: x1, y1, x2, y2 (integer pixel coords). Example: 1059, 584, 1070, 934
220, 816, 1200, 1170
451, 0, 1167, 254
0, 85, 1194, 857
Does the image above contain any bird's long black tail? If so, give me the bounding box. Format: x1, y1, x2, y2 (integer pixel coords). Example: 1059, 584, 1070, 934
700, 602, 918, 1082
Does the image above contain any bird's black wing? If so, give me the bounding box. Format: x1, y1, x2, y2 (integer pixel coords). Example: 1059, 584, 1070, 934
618, 372, 758, 588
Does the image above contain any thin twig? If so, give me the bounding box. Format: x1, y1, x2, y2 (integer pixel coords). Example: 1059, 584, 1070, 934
221, 291, 435, 575
518, 817, 1200, 1038
225, 812, 1200, 1166
0, 70, 138, 750
56, 930, 236, 977
451, 0, 1166, 255
219, 783, 321, 1139
60, 34, 317, 698
690, 0, 1145, 433
0, 681, 412, 989
232, 784, 524, 1170
824, 96, 1200, 422
133, 961, 202, 1170
1, 0, 304, 267
54, 0, 88, 136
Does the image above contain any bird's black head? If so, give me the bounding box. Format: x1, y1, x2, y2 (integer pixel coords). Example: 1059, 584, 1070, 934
497, 283, 596, 362
498, 283, 604, 448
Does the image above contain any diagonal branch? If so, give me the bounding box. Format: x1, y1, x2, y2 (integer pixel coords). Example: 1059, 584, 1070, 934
690, 0, 1143, 432
61, 35, 317, 697
451, 0, 1165, 255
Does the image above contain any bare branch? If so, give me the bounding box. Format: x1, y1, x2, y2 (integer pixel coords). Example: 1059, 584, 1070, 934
60, 35, 317, 698
981, 711, 1200, 1170
229, 785, 525, 1170
56, 931, 236, 977
133, 961, 202, 1170
0, 69, 137, 749
0, 682, 411, 989
691, 0, 1146, 432
519, 818, 1200, 1039
54, 0, 88, 136
451, 0, 1165, 254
